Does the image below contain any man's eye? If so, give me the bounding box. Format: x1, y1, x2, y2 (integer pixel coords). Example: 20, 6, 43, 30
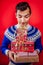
18, 16, 22, 18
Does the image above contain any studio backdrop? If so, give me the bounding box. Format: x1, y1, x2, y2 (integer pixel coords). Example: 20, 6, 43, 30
0, 0, 43, 65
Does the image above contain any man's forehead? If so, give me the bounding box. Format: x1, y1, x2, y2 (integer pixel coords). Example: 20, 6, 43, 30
16, 8, 30, 15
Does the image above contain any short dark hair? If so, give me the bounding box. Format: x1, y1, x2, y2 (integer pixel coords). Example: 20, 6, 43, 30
16, 2, 31, 15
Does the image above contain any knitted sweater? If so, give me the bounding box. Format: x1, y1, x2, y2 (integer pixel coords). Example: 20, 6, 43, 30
1, 24, 42, 55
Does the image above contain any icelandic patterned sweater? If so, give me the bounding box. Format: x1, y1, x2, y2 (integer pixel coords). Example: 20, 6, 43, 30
1, 24, 42, 55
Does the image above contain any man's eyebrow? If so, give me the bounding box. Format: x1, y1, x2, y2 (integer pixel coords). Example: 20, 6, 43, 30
18, 14, 30, 16
25, 14, 30, 16
24, 14, 30, 17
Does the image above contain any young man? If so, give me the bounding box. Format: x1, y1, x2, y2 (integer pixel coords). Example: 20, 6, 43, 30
1, 2, 42, 65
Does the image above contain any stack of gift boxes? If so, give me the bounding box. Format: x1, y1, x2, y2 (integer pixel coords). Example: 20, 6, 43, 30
11, 28, 39, 63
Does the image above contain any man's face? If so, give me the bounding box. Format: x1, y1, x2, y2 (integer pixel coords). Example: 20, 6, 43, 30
16, 8, 31, 27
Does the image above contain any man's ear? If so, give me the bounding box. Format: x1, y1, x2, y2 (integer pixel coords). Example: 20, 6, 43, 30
15, 13, 17, 18
29, 14, 32, 19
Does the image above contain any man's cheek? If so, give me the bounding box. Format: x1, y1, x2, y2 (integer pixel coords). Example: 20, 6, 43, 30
19, 21, 22, 24
17, 19, 21, 22
26, 19, 29, 22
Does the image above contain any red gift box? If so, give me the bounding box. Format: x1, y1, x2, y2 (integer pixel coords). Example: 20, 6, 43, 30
11, 40, 34, 53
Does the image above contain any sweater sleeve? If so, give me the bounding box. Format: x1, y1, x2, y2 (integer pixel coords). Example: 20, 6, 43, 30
34, 36, 42, 52
1, 35, 11, 55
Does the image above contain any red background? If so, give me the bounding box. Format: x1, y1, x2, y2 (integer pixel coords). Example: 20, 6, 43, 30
0, 0, 43, 65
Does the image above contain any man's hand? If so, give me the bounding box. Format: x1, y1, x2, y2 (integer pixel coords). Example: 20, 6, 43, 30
29, 50, 38, 56
7, 50, 16, 62
33, 50, 38, 54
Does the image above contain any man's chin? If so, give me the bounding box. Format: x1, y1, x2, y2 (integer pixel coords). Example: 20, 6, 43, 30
21, 24, 27, 27
20, 24, 27, 29
21, 25, 25, 27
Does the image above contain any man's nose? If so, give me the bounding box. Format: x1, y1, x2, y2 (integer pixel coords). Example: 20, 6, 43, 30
22, 17, 25, 23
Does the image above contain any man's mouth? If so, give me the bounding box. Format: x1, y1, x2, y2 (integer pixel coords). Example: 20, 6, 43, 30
22, 22, 25, 25
21, 22, 28, 25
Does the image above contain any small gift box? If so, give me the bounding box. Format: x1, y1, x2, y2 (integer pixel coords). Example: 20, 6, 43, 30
11, 41, 34, 52
11, 52, 39, 63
